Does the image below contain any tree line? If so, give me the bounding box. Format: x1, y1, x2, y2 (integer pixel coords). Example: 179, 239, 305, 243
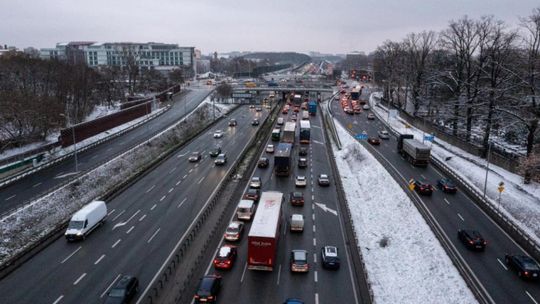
372, 8, 540, 180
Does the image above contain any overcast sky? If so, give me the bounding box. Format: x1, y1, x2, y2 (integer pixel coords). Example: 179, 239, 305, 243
1, 0, 538, 55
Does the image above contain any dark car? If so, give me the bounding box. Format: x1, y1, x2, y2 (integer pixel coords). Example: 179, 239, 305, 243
194, 275, 222, 303
257, 157, 269, 168
412, 180, 433, 196
209, 147, 221, 157
213, 245, 237, 270
284, 299, 304, 304
228, 119, 237, 126
505, 254, 540, 280
252, 119, 260, 126
290, 191, 305, 206
298, 157, 308, 168
321, 246, 340, 270
188, 152, 202, 162
367, 113, 375, 120
243, 188, 260, 202
290, 250, 309, 273
458, 229, 487, 251
299, 147, 308, 156
368, 137, 380, 145
437, 178, 458, 193
105, 275, 139, 304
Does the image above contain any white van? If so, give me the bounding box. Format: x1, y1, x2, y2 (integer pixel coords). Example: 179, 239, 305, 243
290, 214, 305, 232
277, 117, 284, 125
302, 111, 309, 120
237, 199, 256, 221
65, 200, 107, 241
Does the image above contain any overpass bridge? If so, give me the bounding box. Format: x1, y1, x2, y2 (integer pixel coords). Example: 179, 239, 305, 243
220, 86, 334, 104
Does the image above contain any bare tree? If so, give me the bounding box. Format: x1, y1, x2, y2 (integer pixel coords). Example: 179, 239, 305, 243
216, 83, 232, 101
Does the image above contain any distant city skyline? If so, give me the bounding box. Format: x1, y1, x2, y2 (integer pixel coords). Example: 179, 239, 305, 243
1, 0, 538, 54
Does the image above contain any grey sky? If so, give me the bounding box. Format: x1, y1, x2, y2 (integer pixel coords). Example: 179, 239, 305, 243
1, 0, 538, 54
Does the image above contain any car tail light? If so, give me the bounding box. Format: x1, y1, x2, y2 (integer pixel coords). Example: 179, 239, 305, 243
226, 260, 231, 264
469, 240, 473, 244
194, 295, 199, 299
483, 241, 487, 245
208, 296, 214, 300
213, 259, 218, 264
525, 271, 529, 276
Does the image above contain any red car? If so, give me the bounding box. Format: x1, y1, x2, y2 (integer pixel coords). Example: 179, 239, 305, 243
243, 188, 260, 202
368, 137, 380, 145
412, 180, 434, 196
290, 191, 305, 206
213, 245, 237, 270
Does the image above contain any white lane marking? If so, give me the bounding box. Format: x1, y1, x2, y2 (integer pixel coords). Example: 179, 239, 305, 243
183, 175, 188, 179
73, 273, 87, 285
497, 258, 508, 270
111, 210, 125, 221
314, 270, 318, 282
52, 295, 64, 304
113, 210, 141, 230
61, 246, 82, 264
108, 209, 116, 216
313, 238, 317, 246
146, 185, 155, 193
32, 182, 42, 188
444, 198, 450, 205
168, 188, 174, 193
313, 253, 317, 264
315, 293, 319, 304
312, 214, 315, 221
240, 262, 248, 283
94, 254, 105, 265
139, 214, 147, 222
189, 169, 193, 173
126, 226, 135, 234
313, 140, 324, 145
169, 167, 176, 174
197, 177, 205, 184
526, 291, 538, 304
5, 194, 16, 201
160, 195, 166, 202
106, 147, 112, 151
195, 164, 199, 168
312, 204, 314, 210
101, 274, 122, 298
91, 154, 98, 159
112, 239, 121, 248
176, 180, 182, 186
178, 197, 187, 208
147, 228, 161, 243
312, 195, 315, 201
151, 204, 157, 211
313, 225, 316, 233
457, 213, 465, 222
420, 174, 426, 179
276, 264, 282, 285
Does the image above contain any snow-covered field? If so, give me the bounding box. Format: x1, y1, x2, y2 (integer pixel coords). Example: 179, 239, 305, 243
0, 101, 236, 266
332, 121, 476, 304
370, 93, 540, 246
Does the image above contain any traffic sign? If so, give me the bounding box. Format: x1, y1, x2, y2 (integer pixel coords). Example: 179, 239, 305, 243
498, 181, 505, 193
408, 178, 415, 191
424, 135, 435, 142
355, 134, 368, 140
348, 123, 353, 129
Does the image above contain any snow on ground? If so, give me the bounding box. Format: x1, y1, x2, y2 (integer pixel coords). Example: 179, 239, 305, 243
332, 121, 476, 304
83, 102, 121, 122
370, 92, 540, 245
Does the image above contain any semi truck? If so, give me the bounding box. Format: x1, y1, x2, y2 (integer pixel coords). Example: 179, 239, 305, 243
248, 191, 284, 271
274, 143, 292, 176
282, 122, 296, 144
351, 87, 361, 100
397, 134, 431, 166
308, 101, 317, 116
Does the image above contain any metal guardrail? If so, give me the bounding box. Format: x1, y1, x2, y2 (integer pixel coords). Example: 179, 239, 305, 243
322, 92, 342, 150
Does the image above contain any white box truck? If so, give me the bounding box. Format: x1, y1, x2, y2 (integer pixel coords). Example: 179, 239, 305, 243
237, 200, 256, 221
65, 200, 107, 241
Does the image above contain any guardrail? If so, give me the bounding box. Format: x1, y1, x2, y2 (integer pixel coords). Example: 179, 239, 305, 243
322, 92, 342, 150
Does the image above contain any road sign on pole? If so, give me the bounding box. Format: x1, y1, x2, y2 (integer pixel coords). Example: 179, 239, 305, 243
355, 133, 368, 140
498, 181, 505, 193
424, 135, 435, 142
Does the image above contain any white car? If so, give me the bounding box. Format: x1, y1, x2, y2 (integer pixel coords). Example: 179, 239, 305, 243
266, 144, 275, 153
378, 130, 390, 139
249, 177, 261, 189
363, 104, 370, 110
295, 175, 307, 187
213, 130, 224, 138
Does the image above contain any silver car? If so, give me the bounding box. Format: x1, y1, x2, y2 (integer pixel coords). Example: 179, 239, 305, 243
378, 130, 390, 139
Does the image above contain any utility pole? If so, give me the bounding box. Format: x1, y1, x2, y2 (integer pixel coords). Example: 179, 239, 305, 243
483, 142, 492, 198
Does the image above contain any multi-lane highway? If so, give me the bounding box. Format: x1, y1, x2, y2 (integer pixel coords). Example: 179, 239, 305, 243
0, 89, 211, 214
198, 100, 363, 304
0, 104, 269, 303
332, 86, 540, 304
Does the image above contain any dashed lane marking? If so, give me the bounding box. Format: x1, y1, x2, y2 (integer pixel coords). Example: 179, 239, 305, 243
52, 295, 64, 304
94, 254, 105, 265
73, 273, 86, 285
497, 258, 508, 270
61, 246, 81, 264
145, 185, 155, 193
112, 239, 121, 248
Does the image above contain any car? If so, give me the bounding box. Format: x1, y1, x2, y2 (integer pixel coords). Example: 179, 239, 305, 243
228, 119, 237, 126
457, 229, 487, 251
289, 191, 305, 206
290, 250, 309, 273
321, 246, 341, 270
249, 105, 255, 109
194, 275, 222, 303
213, 130, 224, 138
295, 175, 307, 187
282, 108, 289, 114
105, 275, 139, 304
249, 176, 261, 189
363, 104, 370, 110
437, 178, 458, 193
412, 180, 433, 195
505, 254, 540, 280
209, 147, 221, 157
257, 157, 269, 168
368, 137, 380, 145
318, 174, 330, 186
367, 113, 375, 120
266, 144, 275, 153
283, 299, 304, 304
188, 151, 202, 162
252, 119, 260, 126
299, 147, 308, 156
243, 188, 260, 202
255, 107, 262, 112
265, 104, 271, 109
298, 157, 308, 168
214, 153, 227, 165
293, 106, 300, 113
378, 130, 390, 139
224, 221, 244, 242
291, 114, 297, 121
213, 245, 237, 270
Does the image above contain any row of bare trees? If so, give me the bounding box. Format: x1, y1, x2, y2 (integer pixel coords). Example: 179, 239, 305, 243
373, 9, 540, 170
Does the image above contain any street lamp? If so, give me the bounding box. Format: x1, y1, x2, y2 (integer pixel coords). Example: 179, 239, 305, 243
59, 113, 78, 173
483, 141, 492, 198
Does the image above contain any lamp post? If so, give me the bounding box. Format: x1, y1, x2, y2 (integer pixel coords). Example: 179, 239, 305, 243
59, 113, 78, 172
483, 141, 492, 198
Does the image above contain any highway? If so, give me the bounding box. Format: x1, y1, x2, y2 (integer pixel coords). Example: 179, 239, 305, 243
0, 88, 211, 214
0, 104, 269, 303
332, 86, 540, 304
199, 100, 363, 304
